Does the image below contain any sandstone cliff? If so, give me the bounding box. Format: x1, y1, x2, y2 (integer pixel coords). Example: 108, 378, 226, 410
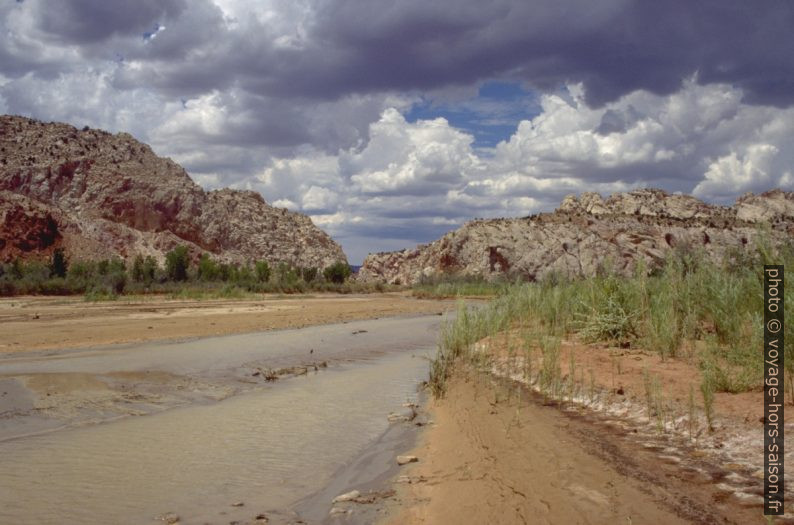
358, 189, 794, 285
0, 115, 346, 267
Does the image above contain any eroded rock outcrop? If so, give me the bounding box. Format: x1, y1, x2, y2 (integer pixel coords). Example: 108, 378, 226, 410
359, 188, 794, 285
0, 115, 346, 267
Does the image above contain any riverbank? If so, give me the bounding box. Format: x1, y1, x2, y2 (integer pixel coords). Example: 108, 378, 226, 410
0, 292, 448, 353
384, 368, 771, 524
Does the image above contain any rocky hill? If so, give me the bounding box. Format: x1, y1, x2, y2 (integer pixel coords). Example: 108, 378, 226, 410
358, 189, 794, 285
0, 115, 346, 268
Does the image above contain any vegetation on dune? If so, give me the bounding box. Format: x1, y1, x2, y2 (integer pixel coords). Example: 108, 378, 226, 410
0, 247, 384, 298
429, 234, 794, 410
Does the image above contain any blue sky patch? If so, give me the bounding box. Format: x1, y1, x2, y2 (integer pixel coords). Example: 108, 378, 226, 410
404, 81, 541, 148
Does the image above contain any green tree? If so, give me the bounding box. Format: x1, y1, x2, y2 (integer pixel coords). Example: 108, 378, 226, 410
11, 258, 23, 279
236, 264, 254, 284
141, 256, 158, 283
197, 254, 220, 281
131, 255, 145, 282
106, 267, 127, 294
323, 261, 352, 284
274, 262, 299, 286
302, 266, 318, 283
255, 261, 271, 283
165, 246, 190, 282
49, 248, 68, 278
218, 262, 233, 282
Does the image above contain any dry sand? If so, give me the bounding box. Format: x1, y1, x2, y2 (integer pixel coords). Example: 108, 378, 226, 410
385, 370, 769, 525
0, 292, 448, 353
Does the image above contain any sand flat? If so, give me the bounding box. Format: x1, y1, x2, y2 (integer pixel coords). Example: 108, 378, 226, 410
0, 292, 447, 353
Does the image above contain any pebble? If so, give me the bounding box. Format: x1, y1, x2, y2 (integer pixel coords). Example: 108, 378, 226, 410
157, 512, 180, 524
332, 489, 360, 503
396, 455, 418, 465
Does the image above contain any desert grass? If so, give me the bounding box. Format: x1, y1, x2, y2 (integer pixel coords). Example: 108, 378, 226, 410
429, 235, 794, 403
412, 275, 511, 299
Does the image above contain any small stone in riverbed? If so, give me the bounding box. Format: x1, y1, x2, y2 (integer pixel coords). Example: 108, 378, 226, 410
157, 512, 180, 524
395, 475, 411, 483
396, 455, 418, 465
231, 501, 244, 507
332, 489, 360, 503
329, 507, 350, 516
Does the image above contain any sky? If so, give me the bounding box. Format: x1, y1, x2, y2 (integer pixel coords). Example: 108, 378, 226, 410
1, 1, 793, 264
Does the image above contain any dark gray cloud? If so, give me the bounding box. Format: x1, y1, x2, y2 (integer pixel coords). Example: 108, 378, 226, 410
31, 0, 188, 45
263, 0, 794, 107
2, 0, 793, 263
6, 1, 792, 107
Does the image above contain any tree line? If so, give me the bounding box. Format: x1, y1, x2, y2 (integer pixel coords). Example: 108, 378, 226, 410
0, 246, 355, 297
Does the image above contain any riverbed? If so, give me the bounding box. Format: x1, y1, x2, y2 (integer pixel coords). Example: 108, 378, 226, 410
0, 314, 444, 524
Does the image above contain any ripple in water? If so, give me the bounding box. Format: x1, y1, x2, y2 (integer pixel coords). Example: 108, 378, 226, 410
0, 351, 430, 524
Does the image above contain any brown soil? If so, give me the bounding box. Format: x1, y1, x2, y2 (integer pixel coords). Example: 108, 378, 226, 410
385, 370, 768, 524
0, 292, 449, 353
481, 329, 793, 425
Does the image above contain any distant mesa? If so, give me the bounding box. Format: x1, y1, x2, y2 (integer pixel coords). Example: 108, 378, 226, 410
0, 115, 347, 268
358, 188, 794, 285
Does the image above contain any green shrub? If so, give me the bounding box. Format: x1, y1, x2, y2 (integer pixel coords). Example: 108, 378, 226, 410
323, 261, 352, 284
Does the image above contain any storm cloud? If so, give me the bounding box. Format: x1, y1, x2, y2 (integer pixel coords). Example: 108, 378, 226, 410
1, 0, 793, 262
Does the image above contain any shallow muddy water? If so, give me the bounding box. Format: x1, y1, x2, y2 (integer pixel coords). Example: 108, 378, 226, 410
0, 350, 431, 524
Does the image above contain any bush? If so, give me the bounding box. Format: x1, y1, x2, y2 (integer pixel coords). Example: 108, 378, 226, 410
323, 261, 352, 284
